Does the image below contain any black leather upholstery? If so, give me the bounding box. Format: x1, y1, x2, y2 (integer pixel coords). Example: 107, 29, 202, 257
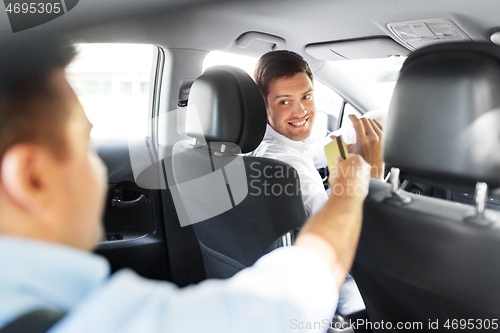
185, 65, 267, 153
385, 42, 500, 191
354, 180, 500, 324
172, 66, 307, 279
353, 42, 500, 329
192, 156, 307, 278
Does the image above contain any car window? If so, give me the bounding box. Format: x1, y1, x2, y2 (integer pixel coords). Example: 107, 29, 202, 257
203, 51, 344, 140
331, 56, 406, 112
66, 44, 157, 138
203, 51, 258, 74
310, 80, 344, 140
340, 103, 362, 127
330, 56, 406, 136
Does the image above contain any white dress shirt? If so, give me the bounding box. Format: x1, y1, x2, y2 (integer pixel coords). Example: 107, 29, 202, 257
0, 236, 338, 333
248, 124, 328, 215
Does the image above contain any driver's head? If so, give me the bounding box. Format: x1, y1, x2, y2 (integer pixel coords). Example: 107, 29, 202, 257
254, 50, 316, 141
0, 37, 107, 251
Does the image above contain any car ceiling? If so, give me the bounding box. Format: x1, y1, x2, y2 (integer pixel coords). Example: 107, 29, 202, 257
2, 0, 497, 114
1, 0, 498, 55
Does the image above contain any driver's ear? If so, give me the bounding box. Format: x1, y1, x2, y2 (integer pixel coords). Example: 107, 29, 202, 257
0, 143, 58, 220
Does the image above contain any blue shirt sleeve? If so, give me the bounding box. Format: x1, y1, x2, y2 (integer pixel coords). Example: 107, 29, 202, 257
52, 246, 338, 333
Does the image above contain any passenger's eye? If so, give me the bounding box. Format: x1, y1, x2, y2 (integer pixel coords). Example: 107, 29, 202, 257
279, 100, 290, 105
303, 94, 312, 100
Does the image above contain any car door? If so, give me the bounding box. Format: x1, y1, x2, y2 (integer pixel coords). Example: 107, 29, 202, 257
67, 43, 171, 281
94, 137, 169, 280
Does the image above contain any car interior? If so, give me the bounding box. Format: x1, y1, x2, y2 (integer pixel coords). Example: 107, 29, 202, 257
2, 0, 500, 331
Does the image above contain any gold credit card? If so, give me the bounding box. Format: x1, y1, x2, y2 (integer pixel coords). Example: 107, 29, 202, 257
324, 136, 348, 171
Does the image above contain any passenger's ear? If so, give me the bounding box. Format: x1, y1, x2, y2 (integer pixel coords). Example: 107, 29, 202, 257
265, 104, 271, 124
0, 143, 57, 220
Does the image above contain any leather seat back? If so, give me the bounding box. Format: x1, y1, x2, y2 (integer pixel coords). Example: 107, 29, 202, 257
385, 42, 500, 191
352, 42, 500, 326
171, 66, 307, 279
354, 180, 500, 324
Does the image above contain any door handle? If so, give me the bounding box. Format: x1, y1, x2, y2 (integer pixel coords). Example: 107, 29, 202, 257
110, 187, 148, 208
111, 194, 147, 208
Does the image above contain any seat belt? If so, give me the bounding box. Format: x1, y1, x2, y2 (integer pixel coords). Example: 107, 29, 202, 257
0, 309, 66, 333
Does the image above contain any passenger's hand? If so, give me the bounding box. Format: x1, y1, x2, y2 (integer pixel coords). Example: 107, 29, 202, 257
346, 114, 384, 179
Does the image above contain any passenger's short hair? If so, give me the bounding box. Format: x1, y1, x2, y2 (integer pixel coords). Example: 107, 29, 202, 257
0, 36, 76, 161
253, 50, 314, 102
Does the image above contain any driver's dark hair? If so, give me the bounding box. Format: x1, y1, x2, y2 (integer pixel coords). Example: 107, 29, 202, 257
0, 36, 76, 162
253, 50, 314, 103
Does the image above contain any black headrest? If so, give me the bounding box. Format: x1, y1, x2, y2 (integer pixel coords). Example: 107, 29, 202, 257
185, 65, 267, 154
384, 42, 500, 190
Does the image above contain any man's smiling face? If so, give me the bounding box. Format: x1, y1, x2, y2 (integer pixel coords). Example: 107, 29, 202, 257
265, 72, 316, 141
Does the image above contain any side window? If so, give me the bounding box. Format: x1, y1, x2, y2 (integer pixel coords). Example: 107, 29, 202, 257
203, 51, 257, 75
309, 80, 343, 141
341, 103, 362, 126
66, 44, 157, 138
329, 55, 405, 136
337, 103, 363, 144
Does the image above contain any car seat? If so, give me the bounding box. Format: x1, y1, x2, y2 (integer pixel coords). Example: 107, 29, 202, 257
352, 42, 500, 330
170, 66, 308, 279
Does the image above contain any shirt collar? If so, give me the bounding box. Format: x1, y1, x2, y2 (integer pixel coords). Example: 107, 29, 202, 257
0, 236, 110, 310
264, 124, 307, 153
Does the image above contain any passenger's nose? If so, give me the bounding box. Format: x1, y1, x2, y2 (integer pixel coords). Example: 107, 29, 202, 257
292, 102, 307, 117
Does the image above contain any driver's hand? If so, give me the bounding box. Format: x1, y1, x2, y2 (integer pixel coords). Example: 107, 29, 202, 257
328, 154, 371, 203
296, 153, 371, 288
345, 114, 384, 180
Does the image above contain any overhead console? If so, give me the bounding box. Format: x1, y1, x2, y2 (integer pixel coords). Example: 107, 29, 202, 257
306, 18, 471, 61
387, 18, 471, 51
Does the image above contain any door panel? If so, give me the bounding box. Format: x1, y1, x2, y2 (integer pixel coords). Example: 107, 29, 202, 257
93, 138, 169, 281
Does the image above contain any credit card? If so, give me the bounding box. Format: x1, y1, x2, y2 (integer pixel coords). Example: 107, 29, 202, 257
324, 136, 348, 171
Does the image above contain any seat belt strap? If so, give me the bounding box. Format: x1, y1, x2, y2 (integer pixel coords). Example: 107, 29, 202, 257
0, 309, 66, 333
